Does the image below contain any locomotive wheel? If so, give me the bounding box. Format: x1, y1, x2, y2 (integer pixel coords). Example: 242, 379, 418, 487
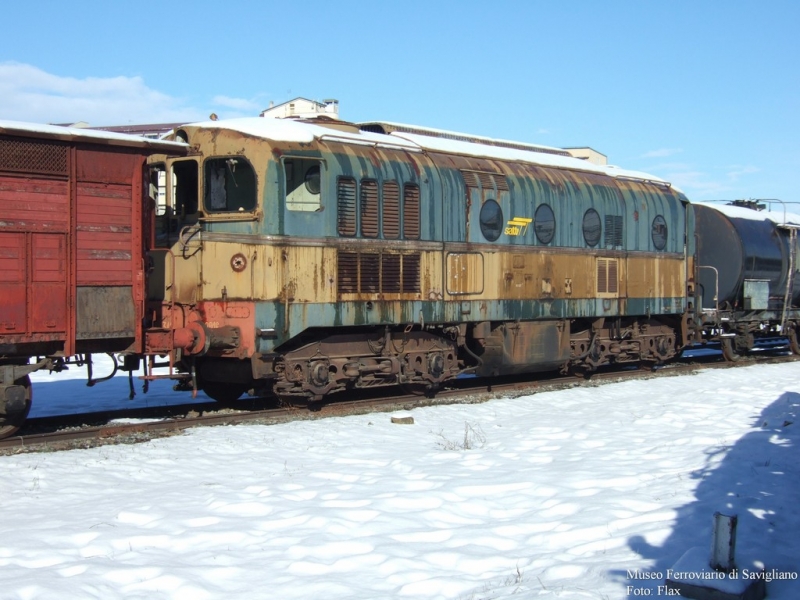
720, 338, 740, 362
0, 375, 32, 439
201, 381, 248, 405
788, 327, 800, 355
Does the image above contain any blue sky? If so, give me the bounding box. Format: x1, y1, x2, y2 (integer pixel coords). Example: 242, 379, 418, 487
1, 1, 798, 205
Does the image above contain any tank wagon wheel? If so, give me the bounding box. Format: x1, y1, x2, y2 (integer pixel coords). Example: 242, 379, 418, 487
0, 375, 32, 439
720, 338, 740, 362
788, 326, 800, 355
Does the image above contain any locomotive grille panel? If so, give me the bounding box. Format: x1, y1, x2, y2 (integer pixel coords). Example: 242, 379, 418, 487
361, 253, 380, 292
463, 170, 509, 192
402, 253, 421, 293
337, 251, 358, 293
360, 180, 379, 238
597, 258, 619, 294
337, 177, 357, 236
403, 184, 420, 239
337, 251, 421, 294
462, 171, 478, 189
604, 215, 623, 247
477, 173, 494, 190
0, 137, 68, 176
382, 254, 402, 293
383, 181, 400, 239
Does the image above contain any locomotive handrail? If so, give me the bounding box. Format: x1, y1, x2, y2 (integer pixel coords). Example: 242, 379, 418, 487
780, 228, 797, 330
318, 133, 422, 153
178, 224, 203, 257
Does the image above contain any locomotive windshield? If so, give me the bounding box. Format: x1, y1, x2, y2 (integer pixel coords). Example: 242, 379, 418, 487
204, 157, 256, 213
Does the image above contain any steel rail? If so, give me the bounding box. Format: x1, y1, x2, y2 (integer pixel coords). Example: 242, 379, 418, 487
2, 352, 797, 453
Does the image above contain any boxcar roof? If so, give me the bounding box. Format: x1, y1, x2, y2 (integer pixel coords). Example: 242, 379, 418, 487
0, 120, 187, 153
180, 116, 676, 189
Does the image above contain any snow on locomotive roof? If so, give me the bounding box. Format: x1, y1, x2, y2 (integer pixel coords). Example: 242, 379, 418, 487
359, 121, 570, 156
181, 117, 419, 149
184, 116, 673, 187
390, 131, 672, 186
0, 119, 187, 152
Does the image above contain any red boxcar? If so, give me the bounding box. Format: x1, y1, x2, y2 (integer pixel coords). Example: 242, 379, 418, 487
0, 121, 184, 436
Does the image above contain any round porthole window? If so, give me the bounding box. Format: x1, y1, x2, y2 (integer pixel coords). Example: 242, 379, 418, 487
582, 208, 601, 247
479, 199, 503, 242
304, 165, 321, 195
534, 204, 555, 244
652, 215, 668, 250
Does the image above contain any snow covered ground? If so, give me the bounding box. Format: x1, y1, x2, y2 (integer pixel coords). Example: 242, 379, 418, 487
2, 361, 799, 599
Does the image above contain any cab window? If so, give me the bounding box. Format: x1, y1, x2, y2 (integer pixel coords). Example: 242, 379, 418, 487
285, 158, 323, 212
204, 157, 256, 213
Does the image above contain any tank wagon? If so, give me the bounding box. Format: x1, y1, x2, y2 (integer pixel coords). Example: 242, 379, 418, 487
144, 116, 695, 404
693, 201, 800, 359
0, 121, 185, 436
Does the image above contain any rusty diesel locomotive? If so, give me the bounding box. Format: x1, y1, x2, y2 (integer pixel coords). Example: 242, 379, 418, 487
144, 116, 693, 404
2, 116, 799, 436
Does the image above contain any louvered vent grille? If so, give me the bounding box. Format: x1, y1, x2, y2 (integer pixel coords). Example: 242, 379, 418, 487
494, 174, 510, 192
597, 258, 619, 295
337, 251, 422, 295
337, 177, 357, 236
402, 253, 421, 293
608, 259, 618, 293
0, 137, 68, 175
477, 172, 495, 190
604, 215, 623, 247
462, 170, 509, 192
403, 184, 420, 239
598, 260, 607, 294
463, 171, 479, 189
382, 181, 400, 239
361, 253, 380, 292
382, 254, 402, 293
337, 251, 358, 293
360, 180, 379, 238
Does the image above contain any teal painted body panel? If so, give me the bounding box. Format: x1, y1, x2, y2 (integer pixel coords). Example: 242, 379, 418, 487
254, 295, 687, 353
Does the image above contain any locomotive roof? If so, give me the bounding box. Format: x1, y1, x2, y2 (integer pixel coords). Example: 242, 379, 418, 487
0, 119, 188, 153
177, 116, 675, 189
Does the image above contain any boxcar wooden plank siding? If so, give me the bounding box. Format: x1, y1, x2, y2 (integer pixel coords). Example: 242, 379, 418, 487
30, 236, 67, 333
75, 180, 134, 286
0, 176, 69, 231
0, 232, 26, 333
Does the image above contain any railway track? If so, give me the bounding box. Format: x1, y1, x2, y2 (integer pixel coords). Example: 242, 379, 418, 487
2, 350, 797, 454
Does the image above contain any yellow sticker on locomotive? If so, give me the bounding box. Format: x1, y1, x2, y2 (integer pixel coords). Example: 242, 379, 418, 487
505, 217, 532, 236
